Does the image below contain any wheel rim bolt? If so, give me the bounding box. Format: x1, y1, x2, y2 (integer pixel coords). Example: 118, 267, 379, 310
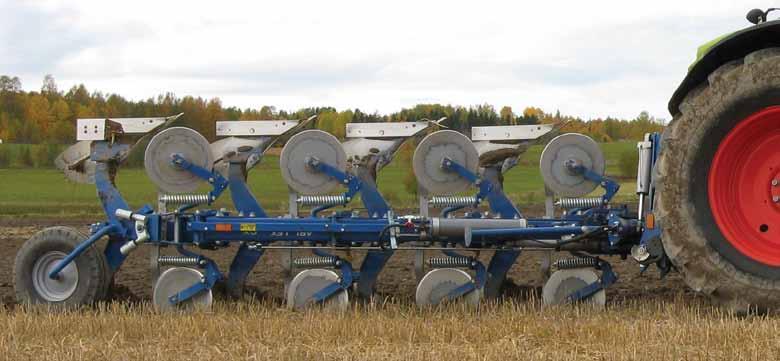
773, 179, 779, 187
774, 196, 780, 203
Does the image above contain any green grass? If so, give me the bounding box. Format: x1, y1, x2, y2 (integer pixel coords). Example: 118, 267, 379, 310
0, 142, 637, 217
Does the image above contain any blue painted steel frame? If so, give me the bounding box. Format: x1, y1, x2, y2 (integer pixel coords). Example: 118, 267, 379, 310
441, 158, 523, 298
170, 154, 229, 202
51, 142, 137, 277
309, 249, 354, 304
224, 162, 267, 298
307, 156, 390, 217
307, 156, 393, 299
565, 261, 618, 303
169, 246, 222, 305
437, 250, 488, 303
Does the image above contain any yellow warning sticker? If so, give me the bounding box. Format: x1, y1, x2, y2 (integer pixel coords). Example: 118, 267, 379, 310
240, 223, 256, 232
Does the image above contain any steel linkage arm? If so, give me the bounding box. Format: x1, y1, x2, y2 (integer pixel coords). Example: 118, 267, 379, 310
171, 153, 229, 204
564, 159, 620, 205
305, 155, 390, 217
440, 157, 519, 219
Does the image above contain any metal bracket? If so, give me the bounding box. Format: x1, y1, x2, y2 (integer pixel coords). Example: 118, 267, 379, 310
308, 252, 354, 304
440, 157, 519, 219
565, 261, 617, 303
431, 250, 487, 303
171, 153, 229, 203
305, 155, 390, 217
566, 161, 620, 205
168, 247, 222, 305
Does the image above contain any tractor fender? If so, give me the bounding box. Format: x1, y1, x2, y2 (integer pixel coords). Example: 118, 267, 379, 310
668, 19, 780, 116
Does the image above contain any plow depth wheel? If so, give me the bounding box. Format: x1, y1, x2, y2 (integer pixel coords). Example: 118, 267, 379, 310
659, 47, 780, 312
153, 267, 213, 312
14, 227, 111, 307
415, 268, 482, 307
286, 269, 349, 311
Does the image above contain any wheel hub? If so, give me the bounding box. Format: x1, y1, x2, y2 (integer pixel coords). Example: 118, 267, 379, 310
32, 251, 78, 302
708, 106, 780, 266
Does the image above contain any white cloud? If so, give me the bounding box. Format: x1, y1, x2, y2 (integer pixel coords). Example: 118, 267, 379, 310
1, 0, 770, 120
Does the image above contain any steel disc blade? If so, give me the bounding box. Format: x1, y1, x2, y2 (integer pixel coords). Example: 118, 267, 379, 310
412, 130, 479, 195
540, 133, 605, 197
153, 267, 213, 312
144, 127, 213, 193
279, 130, 347, 195
542, 268, 605, 307
286, 268, 348, 311
415, 268, 482, 307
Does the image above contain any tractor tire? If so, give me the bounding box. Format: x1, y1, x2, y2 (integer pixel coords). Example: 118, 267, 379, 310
658, 47, 780, 312
14, 227, 110, 307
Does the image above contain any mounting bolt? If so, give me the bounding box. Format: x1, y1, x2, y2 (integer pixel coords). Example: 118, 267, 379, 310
774, 196, 780, 203
773, 179, 779, 187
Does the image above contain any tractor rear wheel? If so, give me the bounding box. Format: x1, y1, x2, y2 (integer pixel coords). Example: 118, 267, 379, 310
658, 47, 780, 312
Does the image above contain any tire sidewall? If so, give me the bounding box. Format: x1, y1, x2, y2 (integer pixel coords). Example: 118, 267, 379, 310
14, 227, 103, 306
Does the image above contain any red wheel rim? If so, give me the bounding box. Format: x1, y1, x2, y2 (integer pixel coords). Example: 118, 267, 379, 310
708, 106, 780, 266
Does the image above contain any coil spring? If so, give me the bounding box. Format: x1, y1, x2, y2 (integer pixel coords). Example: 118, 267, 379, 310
428, 256, 473, 268
556, 197, 603, 209
293, 256, 339, 268
554, 257, 599, 270
428, 196, 478, 208
297, 195, 348, 206
159, 194, 211, 206
158, 256, 201, 267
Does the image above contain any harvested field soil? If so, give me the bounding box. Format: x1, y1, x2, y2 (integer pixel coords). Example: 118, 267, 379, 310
2, 300, 777, 360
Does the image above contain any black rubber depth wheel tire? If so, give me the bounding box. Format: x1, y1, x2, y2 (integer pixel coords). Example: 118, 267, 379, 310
658, 47, 780, 312
14, 226, 110, 307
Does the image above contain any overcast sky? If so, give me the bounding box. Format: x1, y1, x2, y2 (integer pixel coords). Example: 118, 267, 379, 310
0, 0, 769, 120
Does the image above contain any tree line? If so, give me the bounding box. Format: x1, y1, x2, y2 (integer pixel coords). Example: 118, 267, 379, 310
0, 75, 664, 146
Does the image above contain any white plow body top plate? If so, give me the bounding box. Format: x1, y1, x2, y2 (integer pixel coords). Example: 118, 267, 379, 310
346, 121, 431, 138
471, 124, 554, 141
76, 114, 180, 141
216, 120, 299, 137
